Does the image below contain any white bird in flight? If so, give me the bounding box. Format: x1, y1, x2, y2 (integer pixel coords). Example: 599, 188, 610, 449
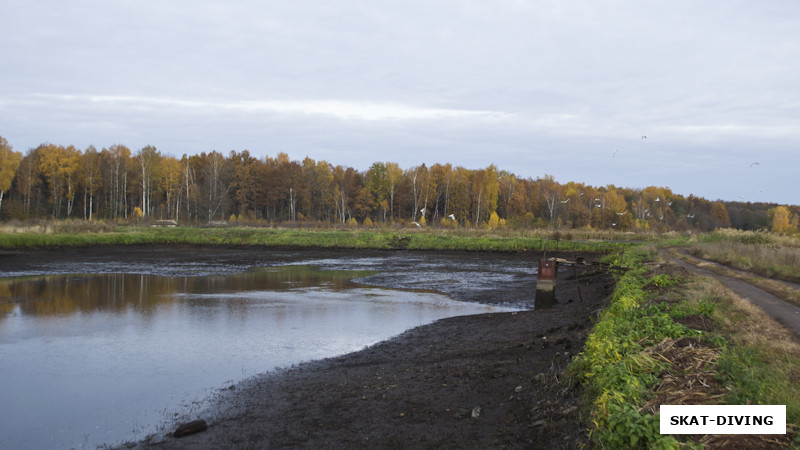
561, 198, 570, 204
448, 214, 455, 220
412, 221, 421, 228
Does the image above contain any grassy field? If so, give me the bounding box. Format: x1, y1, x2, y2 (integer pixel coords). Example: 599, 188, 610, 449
688, 229, 800, 282
571, 248, 800, 448
0, 222, 637, 253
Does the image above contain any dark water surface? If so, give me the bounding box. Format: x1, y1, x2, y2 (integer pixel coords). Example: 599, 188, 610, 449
0, 248, 533, 449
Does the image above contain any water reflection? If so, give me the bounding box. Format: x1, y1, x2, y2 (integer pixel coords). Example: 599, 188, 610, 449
0, 266, 515, 449
0, 266, 373, 318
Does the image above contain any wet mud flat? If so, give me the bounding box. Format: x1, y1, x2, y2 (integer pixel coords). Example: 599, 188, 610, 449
138, 291, 611, 449
0, 244, 566, 308
1, 245, 614, 448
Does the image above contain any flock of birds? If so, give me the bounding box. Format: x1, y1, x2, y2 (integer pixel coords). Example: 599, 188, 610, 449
610, 134, 769, 204
412, 210, 455, 227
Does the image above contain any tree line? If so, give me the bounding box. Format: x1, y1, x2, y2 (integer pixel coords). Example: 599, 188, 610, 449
0, 136, 797, 233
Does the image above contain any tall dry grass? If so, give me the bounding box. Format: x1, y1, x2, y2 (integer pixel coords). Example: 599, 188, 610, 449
691, 229, 800, 281
0, 219, 118, 234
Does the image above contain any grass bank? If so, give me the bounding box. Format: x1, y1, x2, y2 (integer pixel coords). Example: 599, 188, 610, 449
570, 248, 800, 448
0, 225, 632, 253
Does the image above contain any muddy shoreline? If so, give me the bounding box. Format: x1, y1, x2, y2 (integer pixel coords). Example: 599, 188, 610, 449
1, 245, 614, 449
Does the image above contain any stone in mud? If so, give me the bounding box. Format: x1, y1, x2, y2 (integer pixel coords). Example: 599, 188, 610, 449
174, 419, 208, 437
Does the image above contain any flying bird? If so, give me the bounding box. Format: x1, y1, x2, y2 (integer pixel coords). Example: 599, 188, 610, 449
616, 211, 627, 215
687, 214, 695, 219
750, 162, 759, 167
613, 150, 618, 158
561, 198, 570, 204
420, 207, 426, 215
641, 136, 647, 139
411, 221, 421, 228
448, 214, 455, 220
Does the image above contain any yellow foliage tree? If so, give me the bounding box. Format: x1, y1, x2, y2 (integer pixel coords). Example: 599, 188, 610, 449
770, 206, 793, 233
488, 211, 500, 229
709, 202, 731, 228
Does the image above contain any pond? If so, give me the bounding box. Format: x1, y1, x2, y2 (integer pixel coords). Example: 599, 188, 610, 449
0, 248, 533, 449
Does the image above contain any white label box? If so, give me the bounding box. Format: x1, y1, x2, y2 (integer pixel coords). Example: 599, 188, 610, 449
660, 405, 785, 434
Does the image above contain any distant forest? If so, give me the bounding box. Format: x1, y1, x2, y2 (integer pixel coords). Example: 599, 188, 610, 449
0, 137, 798, 233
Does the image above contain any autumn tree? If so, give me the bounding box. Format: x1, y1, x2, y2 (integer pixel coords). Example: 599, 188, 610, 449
0, 137, 22, 216
102, 145, 131, 219
199, 151, 232, 222
429, 163, 452, 221
385, 162, 403, 221
365, 162, 390, 221
226, 150, 258, 220
38, 144, 81, 217
406, 164, 430, 222
333, 165, 362, 223
135, 145, 161, 217
275, 154, 303, 221
160, 156, 183, 220
15, 148, 43, 217
482, 164, 499, 223
539, 174, 562, 228
770, 206, 794, 233
605, 189, 631, 229
562, 182, 591, 228
497, 170, 517, 219
709, 202, 731, 229
78, 145, 102, 219
448, 167, 471, 225
300, 157, 336, 221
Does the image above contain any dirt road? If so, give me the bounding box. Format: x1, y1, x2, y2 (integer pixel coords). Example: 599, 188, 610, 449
661, 249, 800, 339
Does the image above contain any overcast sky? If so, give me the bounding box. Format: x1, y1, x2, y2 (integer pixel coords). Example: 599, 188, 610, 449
2, 0, 798, 205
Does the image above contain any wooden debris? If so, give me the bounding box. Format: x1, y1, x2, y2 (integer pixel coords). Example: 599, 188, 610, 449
173, 419, 208, 438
